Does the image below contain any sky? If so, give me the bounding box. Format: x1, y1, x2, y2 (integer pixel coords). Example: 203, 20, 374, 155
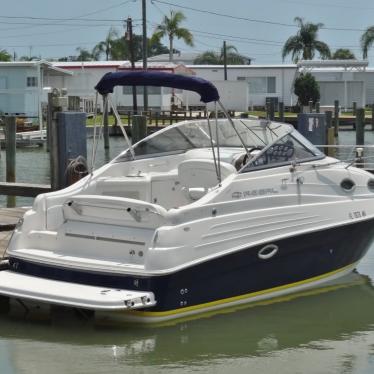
2, 0, 374, 64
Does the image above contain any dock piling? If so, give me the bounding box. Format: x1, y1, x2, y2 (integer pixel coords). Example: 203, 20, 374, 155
334, 100, 339, 137
5, 116, 16, 207
356, 108, 365, 146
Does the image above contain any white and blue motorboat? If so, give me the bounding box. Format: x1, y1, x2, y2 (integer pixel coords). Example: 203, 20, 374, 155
1, 71, 374, 323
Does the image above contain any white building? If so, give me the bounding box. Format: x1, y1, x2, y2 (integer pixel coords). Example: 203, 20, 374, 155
185, 64, 297, 109
0, 61, 72, 123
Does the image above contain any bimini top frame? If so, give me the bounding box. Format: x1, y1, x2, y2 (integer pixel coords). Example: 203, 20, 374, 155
95, 71, 220, 103
94, 71, 250, 184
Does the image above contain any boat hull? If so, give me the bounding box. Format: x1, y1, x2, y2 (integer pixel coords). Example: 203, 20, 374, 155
7, 218, 374, 322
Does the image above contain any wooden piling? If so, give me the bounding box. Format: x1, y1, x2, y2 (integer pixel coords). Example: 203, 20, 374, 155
266, 100, 275, 120
334, 100, 339, 137
356, 108, 365, 145
309, 101, 313, 113
5, 116, 16, 207
353, 101, 357, 116
279, 102, 284, 122
325, 110, 335, 156
132, 115, 147, 144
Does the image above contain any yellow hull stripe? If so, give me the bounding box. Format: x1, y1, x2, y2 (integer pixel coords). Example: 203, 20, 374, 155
126, 262, 357, 318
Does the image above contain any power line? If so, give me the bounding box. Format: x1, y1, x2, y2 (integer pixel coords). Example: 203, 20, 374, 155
152, 0, 368, 32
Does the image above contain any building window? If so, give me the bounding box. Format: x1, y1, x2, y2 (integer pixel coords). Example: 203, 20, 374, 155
26, 77, 38, 87
238, 76, 276, 94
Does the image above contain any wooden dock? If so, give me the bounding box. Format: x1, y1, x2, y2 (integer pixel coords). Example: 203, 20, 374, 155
0, 207, 27, 257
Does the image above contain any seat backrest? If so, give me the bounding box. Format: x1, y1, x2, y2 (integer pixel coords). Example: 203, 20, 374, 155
178, 159, 236, 189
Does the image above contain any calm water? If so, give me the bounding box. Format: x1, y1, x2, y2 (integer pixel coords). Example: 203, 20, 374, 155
2, 132, 374, 373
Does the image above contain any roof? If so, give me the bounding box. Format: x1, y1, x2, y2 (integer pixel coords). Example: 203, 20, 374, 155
53, 61, 129, 69
297, 59, 369, 69
0, 60, 73, 75
188, 64, 297, 69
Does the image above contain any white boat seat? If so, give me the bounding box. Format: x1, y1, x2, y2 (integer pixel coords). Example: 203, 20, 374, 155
178, 159, 236, 200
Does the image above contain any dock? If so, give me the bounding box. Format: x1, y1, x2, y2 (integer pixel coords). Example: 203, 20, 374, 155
0, 207, 27, 257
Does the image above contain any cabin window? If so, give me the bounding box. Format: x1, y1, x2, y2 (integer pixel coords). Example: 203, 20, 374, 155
26, 76, 38, 87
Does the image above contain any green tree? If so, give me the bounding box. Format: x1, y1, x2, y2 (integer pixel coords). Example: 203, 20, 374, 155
75, 47, 93, 61
294, 73, 320, 106
361, 26, 374, 59
332, 48, 356, 60
282, 17, 331, 62
0, 49, 11, 62
19, 55, 40, 61
194, 44, 248, 64
151, 10, 194, 62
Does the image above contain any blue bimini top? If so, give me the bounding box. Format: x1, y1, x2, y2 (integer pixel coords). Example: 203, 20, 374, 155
95, 71, 220, 103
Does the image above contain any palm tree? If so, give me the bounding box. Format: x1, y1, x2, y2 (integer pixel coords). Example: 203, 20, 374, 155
151, 10, 194, 62
0, 49, 11, 62
194, 44, 248, 65
282, 17, 331, 62
361, 26, 374, 59
93, 27, 120, 61
332, 48, 356, 60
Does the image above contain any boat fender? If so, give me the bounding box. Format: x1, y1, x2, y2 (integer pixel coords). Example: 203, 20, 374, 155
258, 244, 278, 260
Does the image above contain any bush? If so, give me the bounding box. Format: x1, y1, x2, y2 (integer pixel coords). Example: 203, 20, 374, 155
294, 73, 320, 106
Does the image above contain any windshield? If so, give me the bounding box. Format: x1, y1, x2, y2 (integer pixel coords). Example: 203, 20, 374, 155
241, 130, 324, 172
115, 119, 292, 162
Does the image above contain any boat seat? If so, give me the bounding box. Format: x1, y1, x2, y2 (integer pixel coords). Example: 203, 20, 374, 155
178, 159, 236, 201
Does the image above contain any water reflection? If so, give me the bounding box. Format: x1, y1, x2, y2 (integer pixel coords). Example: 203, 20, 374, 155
1, 272, 374, 373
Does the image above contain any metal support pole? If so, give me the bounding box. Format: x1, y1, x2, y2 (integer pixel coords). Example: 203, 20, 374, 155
316, 101, 320, 113
371, 103, 374, 131
5, 116, 16, 207
103, 96, 109, 150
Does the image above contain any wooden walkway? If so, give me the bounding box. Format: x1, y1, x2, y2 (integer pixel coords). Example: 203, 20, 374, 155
0, 207, 27, 257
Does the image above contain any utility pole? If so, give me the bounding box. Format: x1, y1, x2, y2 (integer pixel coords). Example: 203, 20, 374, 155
126, 17, 138, 114
223, 41, 228, 81
142, 0, 148, 112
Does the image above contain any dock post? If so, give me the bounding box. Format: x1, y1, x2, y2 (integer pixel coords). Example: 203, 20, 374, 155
334, 100, 339, 137
132, 115, 147, 144
266, 100, 275, 120
279, 102, 284, 122
356, 108, 365, 146
5, 116, 16, 207
309, 100, 313, 113
325, 111, 334, 157
371, 103, 374, 131
316, 101, 320, 113
353, 101, 357, 116
103, 96, 109, 150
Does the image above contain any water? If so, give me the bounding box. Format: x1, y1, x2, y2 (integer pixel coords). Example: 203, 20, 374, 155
2, 133, 374, 373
